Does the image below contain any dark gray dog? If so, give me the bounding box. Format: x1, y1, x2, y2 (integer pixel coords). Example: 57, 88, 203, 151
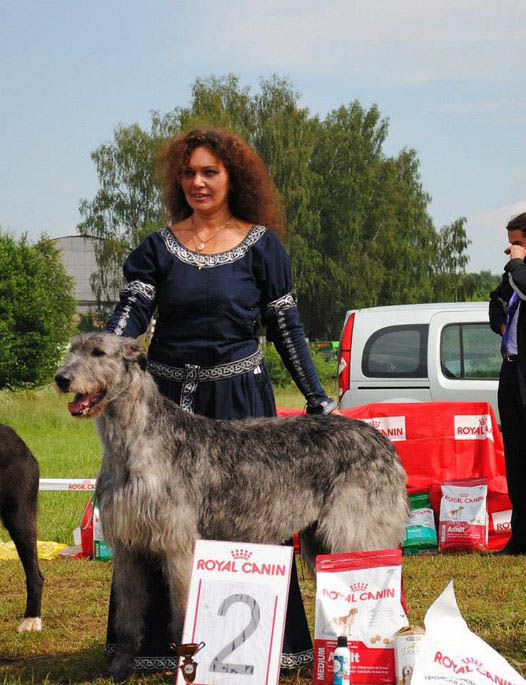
0, 424, 44, 632
55, 333, 408, 682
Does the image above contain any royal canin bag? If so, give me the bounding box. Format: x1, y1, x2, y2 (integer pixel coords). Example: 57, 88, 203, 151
79, 496, 94, 559
314, 550, 408, 685
438, 478, 488, 552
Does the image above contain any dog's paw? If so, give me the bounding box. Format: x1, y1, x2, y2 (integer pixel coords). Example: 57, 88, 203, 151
17, 617, 42, 632
109, 651, 134, 683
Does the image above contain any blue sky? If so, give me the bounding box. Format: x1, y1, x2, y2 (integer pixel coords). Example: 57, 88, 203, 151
1, 0, 525, 274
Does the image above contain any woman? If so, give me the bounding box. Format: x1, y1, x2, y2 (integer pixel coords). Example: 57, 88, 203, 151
104, 127, 337, 673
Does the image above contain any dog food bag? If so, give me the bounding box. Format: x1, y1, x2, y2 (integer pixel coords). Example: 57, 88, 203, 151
93, 499, 113, 561
410, 582, 525, 685
394, 625, 425, 685
314, 549, 408, 685
402, 493, 437, 555
79, 496, 94, 559
439, 478, 488, 552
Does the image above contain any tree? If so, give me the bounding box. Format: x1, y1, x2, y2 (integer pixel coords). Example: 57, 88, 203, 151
79, 75, 472, 339
181, 74, 257, 137
372, 149, 438, 307
308, 104, 441, 336
251, 77, 324, 313
0, 230, 76, 388
431, 217, 473, 301
77, 117, 178, 305
464, 269, 500, 301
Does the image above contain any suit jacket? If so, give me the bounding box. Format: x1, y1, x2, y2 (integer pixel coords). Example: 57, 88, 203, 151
489, 257, 526, 401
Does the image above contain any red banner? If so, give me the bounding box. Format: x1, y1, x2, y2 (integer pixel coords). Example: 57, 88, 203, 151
278, 403, 510, 551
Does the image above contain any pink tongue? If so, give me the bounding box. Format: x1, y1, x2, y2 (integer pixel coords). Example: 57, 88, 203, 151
68, 394, 91, 414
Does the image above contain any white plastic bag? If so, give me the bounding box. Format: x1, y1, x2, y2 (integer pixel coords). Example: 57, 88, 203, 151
411, 582, 525, 685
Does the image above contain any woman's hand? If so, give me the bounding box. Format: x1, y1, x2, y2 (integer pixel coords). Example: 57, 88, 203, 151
331, 408, 342, 415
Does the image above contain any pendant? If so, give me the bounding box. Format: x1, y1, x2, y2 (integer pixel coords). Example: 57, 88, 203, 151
197, 241, 205, 251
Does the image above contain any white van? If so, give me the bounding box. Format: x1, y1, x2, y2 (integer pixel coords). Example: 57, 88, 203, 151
337, 302, 502, 421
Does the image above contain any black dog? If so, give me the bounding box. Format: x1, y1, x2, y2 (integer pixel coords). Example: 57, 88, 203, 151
0, 424, 43, 631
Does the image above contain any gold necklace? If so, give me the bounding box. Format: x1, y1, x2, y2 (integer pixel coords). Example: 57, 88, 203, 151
190, 214, 232, 253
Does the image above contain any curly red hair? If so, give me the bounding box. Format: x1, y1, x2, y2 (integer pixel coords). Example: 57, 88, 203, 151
156, 128, 285, 237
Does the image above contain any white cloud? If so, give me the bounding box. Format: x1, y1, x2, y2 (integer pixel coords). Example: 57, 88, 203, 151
465, 201, 526, 273
201, 0, 526, 85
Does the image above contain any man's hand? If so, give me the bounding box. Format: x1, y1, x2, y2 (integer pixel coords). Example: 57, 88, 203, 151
505, 244, 526, 260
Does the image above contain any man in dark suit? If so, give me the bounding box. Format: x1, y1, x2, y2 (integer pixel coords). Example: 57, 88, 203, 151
489, 211, 526, 555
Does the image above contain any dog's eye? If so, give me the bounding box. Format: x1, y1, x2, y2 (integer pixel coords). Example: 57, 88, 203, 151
91, 348, 106, 357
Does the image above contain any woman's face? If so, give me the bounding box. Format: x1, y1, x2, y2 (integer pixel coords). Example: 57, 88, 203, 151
181, 146, 230, 216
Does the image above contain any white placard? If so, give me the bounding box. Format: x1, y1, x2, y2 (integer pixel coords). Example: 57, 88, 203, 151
492, 509, 512, 533
178, 539, 293, 685
454, 414, 494, 442
39, 478, 96, 491
362, 416, 406, 442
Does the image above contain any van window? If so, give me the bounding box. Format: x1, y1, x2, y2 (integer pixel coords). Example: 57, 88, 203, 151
440, 323, 501, 380
362, 325, 428, 378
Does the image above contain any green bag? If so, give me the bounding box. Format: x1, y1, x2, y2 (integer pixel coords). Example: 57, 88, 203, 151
93, 498, 113, 561
403, 493, 438, 555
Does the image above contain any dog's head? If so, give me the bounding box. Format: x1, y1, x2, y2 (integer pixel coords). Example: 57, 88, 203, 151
54, 333, 148, 418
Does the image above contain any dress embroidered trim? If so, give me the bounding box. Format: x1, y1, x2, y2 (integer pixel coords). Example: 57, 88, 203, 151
158, 225, 267, 268
114, 295, 137, 337
104, 645, 179, 671
149, 348, 263, 383
266, 292, 296, 314
113, 280, 156, 336
104, 644, 313, 671
148, 348, 264, 414
274, 304, 316, 401
121, 280, 156, 302
280, 648, 314, 669
180, 364, 199, 413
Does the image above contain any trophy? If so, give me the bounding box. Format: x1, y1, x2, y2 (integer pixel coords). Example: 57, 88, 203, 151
171, 641, 206, 683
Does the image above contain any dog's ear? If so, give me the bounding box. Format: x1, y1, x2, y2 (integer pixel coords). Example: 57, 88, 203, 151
122, 342, 148, 371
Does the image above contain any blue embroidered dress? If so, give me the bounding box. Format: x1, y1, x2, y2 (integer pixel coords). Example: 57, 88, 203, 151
106, 225, 331, 417
104, 225, 332, 670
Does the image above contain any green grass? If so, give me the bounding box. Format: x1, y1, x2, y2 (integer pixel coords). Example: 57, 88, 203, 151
0, 386, 100, 477
1, 383, 525, 683
1, 555, 525, 684
275, 378, 338, 410
0, 386, 100, 545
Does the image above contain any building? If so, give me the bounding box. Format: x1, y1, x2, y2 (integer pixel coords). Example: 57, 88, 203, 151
51, 235, 119, 314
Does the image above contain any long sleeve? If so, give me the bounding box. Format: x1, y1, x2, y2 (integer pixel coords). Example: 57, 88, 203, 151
260, 234, 336, 414
105, 236, 158, 338
489, 273, 511, 336
506, 258, 526, 300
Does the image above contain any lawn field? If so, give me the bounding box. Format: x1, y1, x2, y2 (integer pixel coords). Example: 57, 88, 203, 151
0, 384, 525, 684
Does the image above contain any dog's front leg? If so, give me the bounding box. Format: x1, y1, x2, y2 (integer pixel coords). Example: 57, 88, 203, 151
163, 552, 194, 645
109, 546, 149, 683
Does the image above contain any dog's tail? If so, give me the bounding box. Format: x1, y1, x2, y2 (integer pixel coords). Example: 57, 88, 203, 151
309, 421, 409, 557
317, 459, 408, 554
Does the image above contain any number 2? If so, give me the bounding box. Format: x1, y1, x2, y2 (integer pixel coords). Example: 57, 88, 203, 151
209, 593, 261, 675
